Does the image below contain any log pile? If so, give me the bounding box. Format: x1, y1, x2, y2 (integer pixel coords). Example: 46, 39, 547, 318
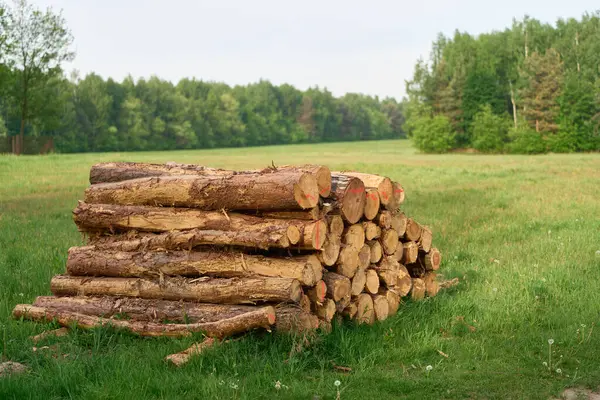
13, 162, 443, 341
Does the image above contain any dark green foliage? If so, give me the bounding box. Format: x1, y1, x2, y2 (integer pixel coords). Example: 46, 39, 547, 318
471, 105, 511, 153
507, 126, 547, 154
411, 114, 456, 153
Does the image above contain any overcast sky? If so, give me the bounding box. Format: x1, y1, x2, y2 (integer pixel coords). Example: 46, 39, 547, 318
29, 0, 599, 99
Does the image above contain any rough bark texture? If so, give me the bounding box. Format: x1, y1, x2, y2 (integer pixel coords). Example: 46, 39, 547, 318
404, 218, 422, 242
326, 174, 366, 224
424, 248, 441, 271
318, 236, 341, 267
313, 299, 336, 322
365, 269, 380, 294
391, 213, 408, 237
67, 247, 321, 286
411, 278, 426, 301
322, 272, 351, 302
256, 208, 320, 221
166, 337, 217, 366
368, 240, 383, 264
306, 280, 327, 304
353, 294, 375, 325
275, 306, 320, 333
371, 294, 390, 321
326, 215, 345, 238
380, 229, 399, 255
343, 224, 365, 250
418, 226, 433, 253
340, 172, 396, 209
375, 211, 392, 229
358, 244, 371, 269
51, 275, 302, 305
401, 242, 419, 265
364, 189, 380, 220
335, 247, 359, 278
424, 272, 440, 297
85, 172, 319, 211
362, 222, 381, 241
13, 304, 275, 338
351, 267, 367, 296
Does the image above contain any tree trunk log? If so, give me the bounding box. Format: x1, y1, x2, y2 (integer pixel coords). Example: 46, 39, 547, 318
51, 275, 302, 305
424, 272, 440, 297
343, 224, 365, 250
67, 247, 321, 287
418, 226, 433, 253
166, 337, 217, 366
392, 182, 405, 206
85, 172, 319, 211
326, 174, 366, 224
13, 304, 275, 338
392, 265, 413, 297
401, 242, 419, 265
404, 218, 422, 242
352, 294, 374, 324
376, 211, 392, 229
358, 244, 371, 269
423, 248, 441, 271
368, 241, 383, 264
362, 222, 381, 241
380, 289, 401, 315
363, 189, 380, 220
335, 246, 359, 278
391, 243, 404, 262
275, 306, 320, 333
326, 215, 345, 238
296, 220, 327, 250
377, 257, 400, 287
318, 236, 341, 267
306, 280, 327, 304
411, 278, 426, 300
339, 172, 396, 209
391, 213, 408, 237
365, 269, 380, 294
322, 272, 351, 301
371, 294, 389, 321
313, 299, 336, 322
351, 267, 367, 296
380, 229, 399, 255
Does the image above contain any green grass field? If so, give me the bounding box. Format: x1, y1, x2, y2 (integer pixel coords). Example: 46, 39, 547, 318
1, 140, 599, 399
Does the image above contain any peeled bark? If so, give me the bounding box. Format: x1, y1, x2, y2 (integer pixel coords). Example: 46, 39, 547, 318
391, 213, 408, 237
401, 242, 419, 265
51, 275, 302, 305
353, 294, 374, 325
393, 265, 413, 297
380, 229, 399, 255
364, 189, 380, 220
380, 289, 400, 315
313, 299, 336, 322
67, 247, 321, 286
351, 267, 367, 296
358, 244, 371, 269
375, 211, 392, 229
166, 337, 217, 366
368, 240, 383, 264
340, 172, 396, 209
335, 246, 359, 278
424, 272, 440, 297
411, 278, 426, 301
13, 304, 275, 338
418, 226, 433, 253
424, 248, 441, 271
326, 215, 345, 238
326, 174, 366, 224
343, 224, 365, 250
371, 294, 389, 322
362, 222, 381, 241
306, 280, 327, 304
404, 218, 422, 242
85, 172, 319, 211
275, 306, 320, 333
322, 272, 351, 301
318, 236, 341, 267
364, 269, 380, 294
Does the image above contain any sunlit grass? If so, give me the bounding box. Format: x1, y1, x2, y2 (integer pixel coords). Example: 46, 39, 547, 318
1, 140, 600, 399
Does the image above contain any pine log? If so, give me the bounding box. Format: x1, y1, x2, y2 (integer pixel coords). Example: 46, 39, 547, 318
51, 275, 303, 305
377, 257, 400, 287
371, 294, 390, 321
326, 215, 345, 238
424, 248, 441, 271
380, 289, 401, 315
375, 211, 392, 229
364, 189, 380, 220
299, 294, 312, 313
391, 212, 408, 237
335, 294, 351, 313
85, 172, 319, 211
341, 303, 358, 319
392, 181, 405, 205
296, 220, 327, 250
335, 246, 359, 278
343, 224, 365, 250
313, 299, 336, 322
275, 165, 332, 198
391, 243, 404, 262
306, 280, 327, 304
66, 247, 321, 287
393, 265, 413, 297
380, 229, 399, 255
404, 218, 422, 242
318, 236, 341, 267
365, 269, 380, 294
351, 267, 367, 296
418, 226, 433, 252
166, 337, 217, 366
406, 260, 426, 278
340, 172, 396, 209
353, 294, 375, 324
31, 327, 70, 343
424, 272, 440, 297
326, 174, 366, 224
401, 242, 419, 265
411, 278, 426, 300
357, 244, 371, 269
256, 208, 320, 221
368, 240, 383, 264
322, 272, 351, 302
13, 304, 275, 338
275, 306, 320, 333
362, 222, 381, 241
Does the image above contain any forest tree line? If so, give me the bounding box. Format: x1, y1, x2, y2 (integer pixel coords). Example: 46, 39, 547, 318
404, 12, 600, 153
0, 1, 403, 154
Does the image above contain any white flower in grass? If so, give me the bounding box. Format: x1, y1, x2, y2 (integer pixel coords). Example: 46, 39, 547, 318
548, 230, 551, 234
556, 368, 562, 374
492, 287, 498, 293
595, 250, 600, 257
334, 380, 341, 387
548, 339, 554, 345
230, 383, 238, 390
543, 362, 548, 367
426, 365, 433, 371
275, 381, 282, 390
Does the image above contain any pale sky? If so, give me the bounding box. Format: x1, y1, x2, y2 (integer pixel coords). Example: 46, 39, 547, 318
29, 0, 600, 99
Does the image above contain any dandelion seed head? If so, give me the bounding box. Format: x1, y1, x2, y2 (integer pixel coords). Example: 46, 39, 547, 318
426, 365, 433, 371
556, 368, 562, 374
548, 339, 554, 345
334, 380, 341, 387
492, 287, 498, 292
275, 381, 281, 390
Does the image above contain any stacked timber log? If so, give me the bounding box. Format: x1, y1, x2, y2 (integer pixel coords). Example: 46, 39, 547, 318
13, 162, 443, 341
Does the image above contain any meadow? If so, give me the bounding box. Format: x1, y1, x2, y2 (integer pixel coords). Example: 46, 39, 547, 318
1, 139, 599, 399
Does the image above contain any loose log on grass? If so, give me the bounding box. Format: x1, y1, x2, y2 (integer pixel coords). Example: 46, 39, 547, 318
343, 224, 365, 250
13, 304, 276, 338
322, 272, 351, 302
362, 222, 381, 241
423, 248, 441, 271
363, 189, 380, 220
368, 241, 383, 264
401, 242, 419, 265
351, 267, 367, 296
50, 275, 303, 305
85, 172, 319, 211
335, 247, 359, 278
404, 218, 422, 242
380, 229, 399, 255
166, 337, 217, 366
371, 294, 390, 321
364, 269, 380, 294
411, 278, 426, 301
326, 175, 366, 224
353, 294, 375, 325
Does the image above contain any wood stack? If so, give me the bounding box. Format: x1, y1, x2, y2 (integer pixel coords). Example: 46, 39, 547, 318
13, 162, 443, 340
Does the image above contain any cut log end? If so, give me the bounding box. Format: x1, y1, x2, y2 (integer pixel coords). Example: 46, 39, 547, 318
368, 241, 383, 264
404, 218, 422, 242
313, 299, 336, 322
293, 173, 320, 209
358, 244, 371, 269
327, 215, 345, 238
418, 226, 433, 253
392, 182, 405, 205
372, 295, 390, 321
424, 248, 441, 271
394, 265, 413, 297
353, 294, 375, 325
343, 224, 365, 250
335, 247, 359, 278
363, 222, 381, 241
364, 189, 380, 220
376, 211, 392, 229
381, 229, 399, 255
351, 267, 367, 296
323, 272, 351, 302
365, 269, 380, 294
340, 178, 366, 224
401, 242, 419, 265
307, 280, 327, 304
424, 272, 440, 297
318, 237, 341, 267
411, 278, 426, 301
391, 213, 408, 237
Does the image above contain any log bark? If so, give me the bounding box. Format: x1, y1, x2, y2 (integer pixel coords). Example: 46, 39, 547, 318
339, 172, 395, 209
85, 172, 319, 211
424, 272, 440, 297
318, 236, 341, 267
255, 208, 320, 221
326, 215, 344, 238
275, 306, 320, 333
380, 289, 401, 315
313, 299, 336, 322
306, 280, 327, 304
375, 211, 392, 229
418, 226, 433, 252
391, 213, 408, 237
363, 189, 380, 220
13, 304, 275, 338
343, 224, 365, 250
404, 218, 422, 242
371, 294, 389, 321
335, 246, 359, 278
51, 275, 302, 305
166, 337, 217, 366
365, 269, 380, 294
30, 327, 69, 343
322, 272, 351, 302
67, 247, 321, 286
362, 222, 381, 241
368, 240, 383, 264
326, 174, 366, 224
411, 278, 426, 300
380, 229, 399, 255
423, 248, 441, 271
401, 242, 419, 265
351, 267, 367, 296
393, 265, 413, 297
358, 244, 371, 269
352, 294, 374, 324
